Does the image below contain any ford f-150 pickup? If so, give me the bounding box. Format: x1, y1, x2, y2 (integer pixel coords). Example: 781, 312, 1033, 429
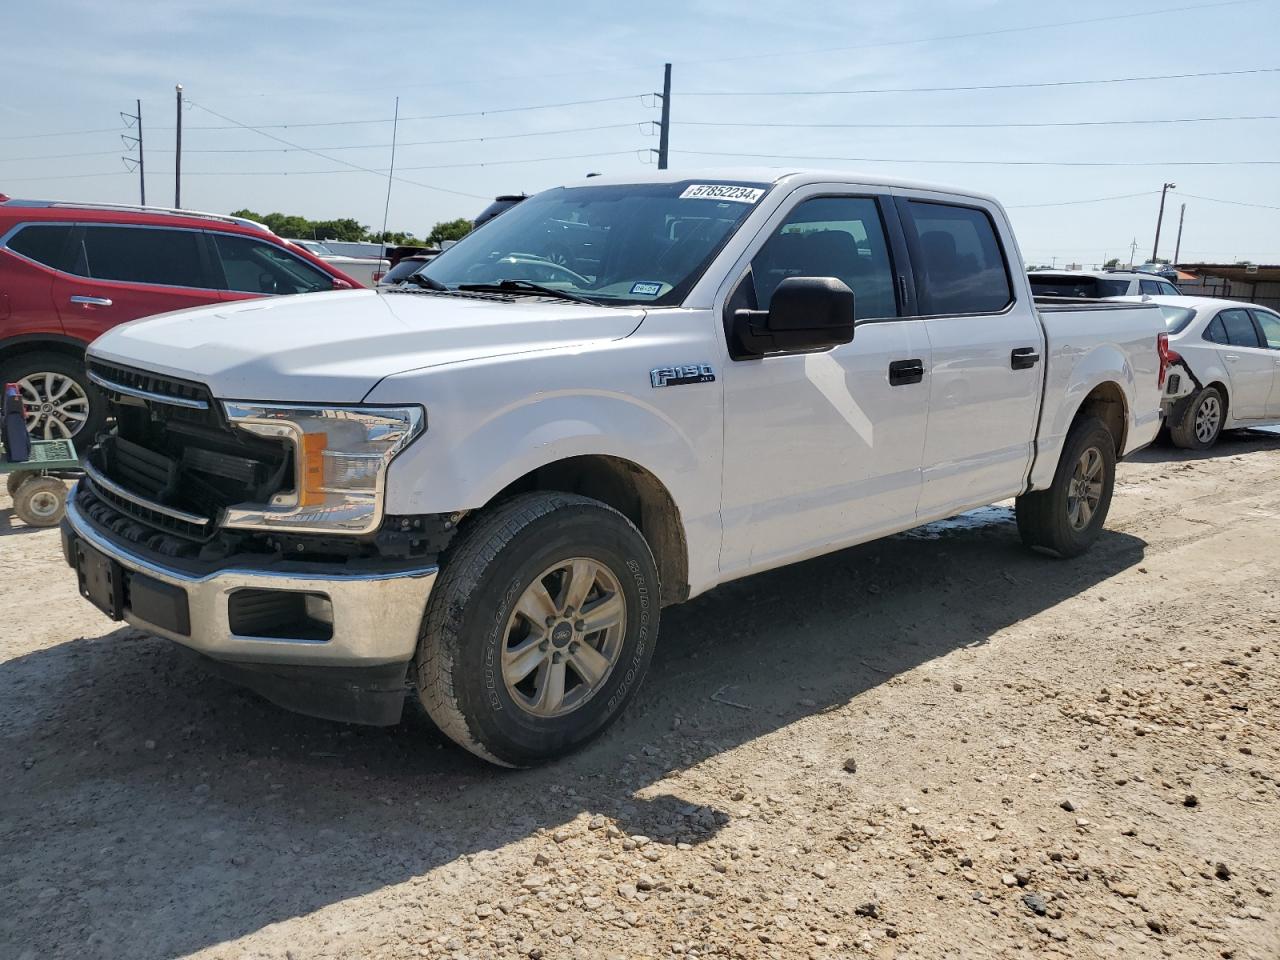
60, 170, 1168, 766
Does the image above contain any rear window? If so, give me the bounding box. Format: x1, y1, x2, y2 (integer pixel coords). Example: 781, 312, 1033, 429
1029, 274, 1132, 298
1157, 305, 1197, 334
78, 225, 209, 287
5, 224, 74, 271
905, 201, 1012, 314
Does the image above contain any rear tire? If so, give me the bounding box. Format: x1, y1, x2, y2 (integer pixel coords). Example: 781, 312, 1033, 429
415, 492, 660, 767
1169, 386, 1224, 450
0, 351, 104, 442
12, 476, 68, 527
1016, 416, 1116, 559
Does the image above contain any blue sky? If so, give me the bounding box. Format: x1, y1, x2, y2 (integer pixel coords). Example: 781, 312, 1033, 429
4, 0, 1279, 264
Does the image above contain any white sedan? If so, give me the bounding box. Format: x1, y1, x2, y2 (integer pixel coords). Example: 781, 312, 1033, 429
1134, 296, 1280, 448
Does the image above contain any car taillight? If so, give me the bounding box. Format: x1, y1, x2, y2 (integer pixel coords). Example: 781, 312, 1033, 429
1157, 333, 1181, 388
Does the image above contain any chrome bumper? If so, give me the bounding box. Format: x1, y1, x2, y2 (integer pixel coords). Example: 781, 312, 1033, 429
63, 486, 436, 668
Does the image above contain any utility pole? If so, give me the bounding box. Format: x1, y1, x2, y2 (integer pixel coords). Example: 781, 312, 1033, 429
654, 63, 672, 170
120, 99, 145, 205
175, 84, 183, 208
1173, 203, 1186, 265
1128, 237, 1139, 268
1151, 181, 1176, 262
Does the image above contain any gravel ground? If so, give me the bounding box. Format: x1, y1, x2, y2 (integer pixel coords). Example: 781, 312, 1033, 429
2, 432, 1278, 960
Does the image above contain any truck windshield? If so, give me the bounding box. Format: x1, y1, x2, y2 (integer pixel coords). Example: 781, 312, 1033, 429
1029, 274, 1132, 298
414, 180, 770, 306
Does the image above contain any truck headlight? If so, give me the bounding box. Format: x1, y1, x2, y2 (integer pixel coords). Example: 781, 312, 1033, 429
222, 403, 424, 534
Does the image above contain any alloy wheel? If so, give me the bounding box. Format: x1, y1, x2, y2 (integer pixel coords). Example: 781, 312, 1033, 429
1195, 394, 1222, 445
1066, 446, 1104, 531
17, 372, 90, 440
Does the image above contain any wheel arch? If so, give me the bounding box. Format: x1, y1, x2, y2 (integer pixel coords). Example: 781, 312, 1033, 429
0, 333, 89, 367
1071, 380, 1129, 456
484, 454, 690, 606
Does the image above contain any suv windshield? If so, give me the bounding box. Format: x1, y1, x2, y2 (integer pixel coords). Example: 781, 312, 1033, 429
415, 180, 769, 306
1030, 274, 1132, 298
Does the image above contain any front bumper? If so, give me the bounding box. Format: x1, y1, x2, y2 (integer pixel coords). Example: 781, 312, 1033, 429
61, 485, 438, 723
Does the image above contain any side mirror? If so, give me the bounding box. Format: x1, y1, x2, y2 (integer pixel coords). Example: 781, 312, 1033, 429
733, 276, 855, 356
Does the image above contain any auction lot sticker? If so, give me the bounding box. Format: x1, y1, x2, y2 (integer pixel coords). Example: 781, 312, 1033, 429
679, 184, 766, 203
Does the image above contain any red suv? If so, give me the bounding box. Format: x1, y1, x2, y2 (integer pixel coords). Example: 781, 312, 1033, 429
0, 197, 360, 441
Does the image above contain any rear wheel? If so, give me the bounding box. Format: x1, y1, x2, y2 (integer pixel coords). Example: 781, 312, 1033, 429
415, 492, 660, 767
1016, 416, 1116, 558
1169, 386, 1224, 450
12, 476, 68, 527
0, 351, 103, 442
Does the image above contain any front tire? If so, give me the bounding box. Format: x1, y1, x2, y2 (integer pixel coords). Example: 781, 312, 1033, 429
1016, 416, 1116, 559
1169, 386, 1224, 450
0, 351, 104, 442
415, 493, 660, 767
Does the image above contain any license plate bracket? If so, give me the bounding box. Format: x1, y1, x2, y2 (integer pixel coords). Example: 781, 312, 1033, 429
76, 541, 125, 621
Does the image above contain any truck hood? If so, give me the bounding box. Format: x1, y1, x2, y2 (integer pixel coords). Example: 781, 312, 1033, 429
87, 289, 645, 403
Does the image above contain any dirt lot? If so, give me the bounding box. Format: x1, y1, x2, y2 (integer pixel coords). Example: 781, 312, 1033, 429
2, 432, 1278, 960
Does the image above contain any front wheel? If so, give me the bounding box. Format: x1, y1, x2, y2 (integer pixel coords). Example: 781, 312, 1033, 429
1016, 417, 1116, 559
415, 493, 660, 767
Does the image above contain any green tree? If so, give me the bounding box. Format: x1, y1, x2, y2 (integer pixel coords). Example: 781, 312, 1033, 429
429, 218, 473, 244
1104, 258, 1120, 269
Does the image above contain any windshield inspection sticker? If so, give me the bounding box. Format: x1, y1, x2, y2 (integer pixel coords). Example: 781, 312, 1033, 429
679, 184, 765, 204
630, 281, 664, 296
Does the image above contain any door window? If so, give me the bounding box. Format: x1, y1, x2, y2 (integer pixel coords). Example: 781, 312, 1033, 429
1158, 280, 1180, 296
750, 196, 898, 319
1219, 308, 1262, 348
5, 224, 75, 270
213, 234, 334, 294
1203, 316, 1228, 344
904, 201, 1012, 315
78, 226, 209, 288
1249, 309, 1280, 349
1139, 279, 1163, 296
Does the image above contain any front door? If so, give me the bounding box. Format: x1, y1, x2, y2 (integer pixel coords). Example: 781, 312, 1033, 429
893, 193, 1045, 519
1247, 308, 1280, 417
719, 191, 930, 576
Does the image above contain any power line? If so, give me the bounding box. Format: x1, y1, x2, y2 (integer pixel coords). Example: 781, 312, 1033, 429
682, 66, 1280, 98
673, 148, 1280, 167
0, 171, 131, 183
680, 114, 1280, 131
0, 127, 121, 142
0, 149, 122, 163
1007, 192, 1162, 209
1178, 191, 1280, 212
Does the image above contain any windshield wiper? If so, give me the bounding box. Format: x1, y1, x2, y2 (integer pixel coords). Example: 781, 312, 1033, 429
406, 273, 449, 291
457, 280, 599, 306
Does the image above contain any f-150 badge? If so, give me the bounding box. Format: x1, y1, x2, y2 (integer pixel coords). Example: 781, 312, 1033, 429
650, 364, 716, 388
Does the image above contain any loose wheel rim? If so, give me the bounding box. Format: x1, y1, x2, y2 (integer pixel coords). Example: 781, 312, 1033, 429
17, 372, 90, 440
501, 557, 626, 718
1195, 394, 1221, 444
1066, 446, 1104, 532
25, 489, 63, 520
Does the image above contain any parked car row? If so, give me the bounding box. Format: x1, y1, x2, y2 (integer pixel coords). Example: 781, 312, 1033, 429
0, 197, 361, 440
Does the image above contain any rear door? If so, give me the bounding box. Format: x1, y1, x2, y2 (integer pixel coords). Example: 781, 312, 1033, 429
53, 224, 222, 342
893, 192, 1045, 519
1247, 308, 1280, 416
1210, 307, 1273, 420
0, 222, 74, 337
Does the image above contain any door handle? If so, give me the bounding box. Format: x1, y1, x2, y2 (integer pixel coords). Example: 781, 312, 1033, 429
1011, 347, 1040, 369
888, 359, 925, 386
70, 295, 113, 307
1224, 354, 1239, 363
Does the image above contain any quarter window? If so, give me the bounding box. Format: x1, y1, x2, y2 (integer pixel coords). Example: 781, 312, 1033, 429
78, 226, 209, 288
5, 224, 74, 271
1251, 309, 1280, 349
1218, 308, 1262, 348
750, 196, 898, 319
1203, 316, 1228, 344
905, 201, 1012, 315
213, 234, 334, 294
1139, 279, 1163, 296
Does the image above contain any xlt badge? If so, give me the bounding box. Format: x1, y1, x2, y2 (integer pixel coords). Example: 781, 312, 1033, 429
650, 364, 716, 388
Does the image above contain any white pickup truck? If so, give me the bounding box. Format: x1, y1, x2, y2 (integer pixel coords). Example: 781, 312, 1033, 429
62, 170, 1168, 766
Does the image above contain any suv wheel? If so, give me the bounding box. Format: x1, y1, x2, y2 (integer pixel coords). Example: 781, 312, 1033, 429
415, 492, 660, 767
0, 352, 104, 442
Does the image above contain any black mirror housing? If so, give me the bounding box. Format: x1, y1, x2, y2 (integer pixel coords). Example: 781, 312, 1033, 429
732, 276, 855, 356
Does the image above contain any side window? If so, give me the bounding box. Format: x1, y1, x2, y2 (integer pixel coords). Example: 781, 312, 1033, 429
1250, 309, 1280, 349
1219, 308, 1262, 348
749, 196, 898, 320
1139, 279, 1162, 296
79, 226, 209, 288
213, 234, 334, 295
1203, 316, 1229, 344
1158, 281, 1180, 296
905, 200, 1012, 315
5, 224, 74, 271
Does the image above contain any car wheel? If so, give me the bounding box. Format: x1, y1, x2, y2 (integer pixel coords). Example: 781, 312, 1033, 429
0, 351, 104, 442
415, 492, 660, 767
1169, 386, 1224, 450
1015, 416, 1116, 559
12, 475, 68, 527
